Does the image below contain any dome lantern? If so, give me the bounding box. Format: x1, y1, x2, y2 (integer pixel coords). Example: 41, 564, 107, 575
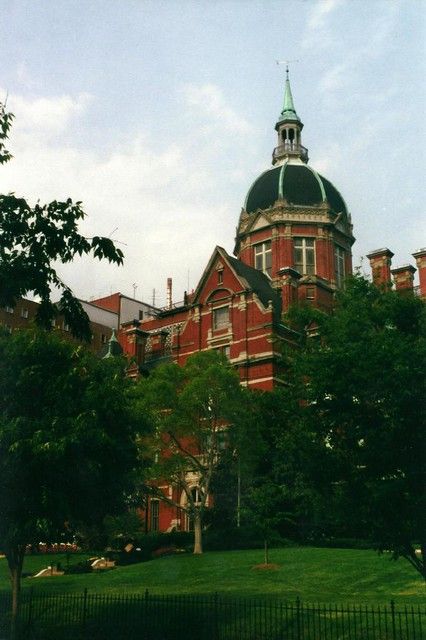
273, 67, 308, 165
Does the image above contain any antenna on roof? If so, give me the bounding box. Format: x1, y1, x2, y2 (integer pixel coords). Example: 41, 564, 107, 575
132, 283, 137, 299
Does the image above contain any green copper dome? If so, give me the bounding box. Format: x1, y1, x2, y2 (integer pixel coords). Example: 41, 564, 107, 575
244, 162, 348, 216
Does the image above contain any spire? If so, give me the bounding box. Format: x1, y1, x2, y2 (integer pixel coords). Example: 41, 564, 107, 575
278, 68, 300, 123
273, 68, 307, 165
103, 328, 123, 359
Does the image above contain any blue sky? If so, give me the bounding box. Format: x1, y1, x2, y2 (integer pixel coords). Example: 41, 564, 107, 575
1, 0, 425, 305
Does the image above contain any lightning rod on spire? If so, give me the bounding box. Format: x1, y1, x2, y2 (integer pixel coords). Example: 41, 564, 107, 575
275, 59, 300, 78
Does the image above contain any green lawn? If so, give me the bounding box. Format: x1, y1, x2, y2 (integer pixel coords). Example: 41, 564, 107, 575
0, 547, 424, 605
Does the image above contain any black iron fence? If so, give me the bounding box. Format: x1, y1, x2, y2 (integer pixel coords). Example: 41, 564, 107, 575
0, 589, 424, 640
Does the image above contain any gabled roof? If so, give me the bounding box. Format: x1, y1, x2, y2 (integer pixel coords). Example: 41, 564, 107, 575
192, 246, 281, 316
227, 255, 281, 312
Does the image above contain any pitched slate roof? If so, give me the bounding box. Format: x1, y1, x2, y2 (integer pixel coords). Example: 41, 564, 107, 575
227, 255, 281, 316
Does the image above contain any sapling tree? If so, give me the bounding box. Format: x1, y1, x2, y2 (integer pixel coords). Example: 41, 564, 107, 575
138, 350, 244, 554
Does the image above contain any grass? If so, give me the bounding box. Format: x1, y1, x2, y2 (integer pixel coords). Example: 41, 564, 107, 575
0, 547, 424, 605
0, 547, 425, 604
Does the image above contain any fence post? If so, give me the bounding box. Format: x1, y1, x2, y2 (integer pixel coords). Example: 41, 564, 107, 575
81, 588, 88, 637
390, 600, 396, 640
296, 596, 301, 640
26, 587, 34, 634
213, 592, 219, 640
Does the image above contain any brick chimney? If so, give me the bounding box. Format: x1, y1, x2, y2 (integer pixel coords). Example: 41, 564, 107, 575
412, 248, 426, 298
366, 248, 394, 289
122, 320, 149, 365
278, 267, 301, 310
391, 264, 416, 294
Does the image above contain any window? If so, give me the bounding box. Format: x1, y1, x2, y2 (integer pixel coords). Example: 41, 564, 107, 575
5, 305, 14, 314
306, 287, 315, 300
184, 487, 204, 531
335, 246, 345, 288
294, 238, 315, 275
215, 344, 230, 359
63, 322, 70, 332
191, 487, 203, 505
139, 310, 144, 320
101, 333, 107, 344
21, 308, 29, 319
217, 270, 223, 285
150, 500, 159, 532
254, 241, 272, 277
213, 306, 229, 330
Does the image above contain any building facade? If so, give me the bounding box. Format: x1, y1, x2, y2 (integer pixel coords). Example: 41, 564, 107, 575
0, 296, 119, 353
92, 75, 425, 534
4, 75, 423, 535
92, 74, 358, 532
101, 73, 356, 395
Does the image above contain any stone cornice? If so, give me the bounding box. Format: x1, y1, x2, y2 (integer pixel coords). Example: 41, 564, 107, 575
237, 202, 353, 242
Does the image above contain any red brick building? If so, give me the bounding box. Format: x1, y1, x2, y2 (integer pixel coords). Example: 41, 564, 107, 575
92, 75, 425, 533
94, 73, 355, 394
90, 74, 356, 532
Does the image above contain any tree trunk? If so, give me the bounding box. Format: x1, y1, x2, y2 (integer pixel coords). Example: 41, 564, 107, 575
264, 538, 269, 565
420, 541, 426, 582
5, 544, 26, 640
236, 460, 241, 528
193, 510, 203, 554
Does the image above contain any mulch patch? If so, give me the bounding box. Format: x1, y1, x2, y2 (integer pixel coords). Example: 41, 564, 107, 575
252, 563, 281, 570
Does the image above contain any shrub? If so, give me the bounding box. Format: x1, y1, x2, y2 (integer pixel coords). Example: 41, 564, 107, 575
203, 526, 295, 552
64, 559, 93, 574
106, 531, 192, 564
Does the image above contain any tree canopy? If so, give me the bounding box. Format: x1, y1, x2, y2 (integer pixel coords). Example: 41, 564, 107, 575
283, 275, 426, 578
137, 350, 244, 554
0, 329, 140, 633
0, 101, 123, 340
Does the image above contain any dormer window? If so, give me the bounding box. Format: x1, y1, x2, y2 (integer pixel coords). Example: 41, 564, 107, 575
254, 241, 272, 278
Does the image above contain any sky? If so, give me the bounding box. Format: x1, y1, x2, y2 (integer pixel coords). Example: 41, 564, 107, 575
1, 0, 425, 307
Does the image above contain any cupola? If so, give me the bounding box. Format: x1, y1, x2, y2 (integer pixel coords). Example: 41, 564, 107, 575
273, 67, 308, 165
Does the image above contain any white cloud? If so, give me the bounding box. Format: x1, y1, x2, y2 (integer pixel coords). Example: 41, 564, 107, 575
181, 83, 251, 135
307, 0, 343, 31
301, 0, 343, 51
318, 62, 348, 94
1, 86, 249, 305
7, 91, 92, 141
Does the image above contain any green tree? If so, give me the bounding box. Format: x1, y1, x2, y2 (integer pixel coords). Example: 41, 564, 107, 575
137, 350, 243, 554
0, 329, 139, 636
284, 275, 426, 578
238, 389, 327, 561
0, 101, 123, 340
